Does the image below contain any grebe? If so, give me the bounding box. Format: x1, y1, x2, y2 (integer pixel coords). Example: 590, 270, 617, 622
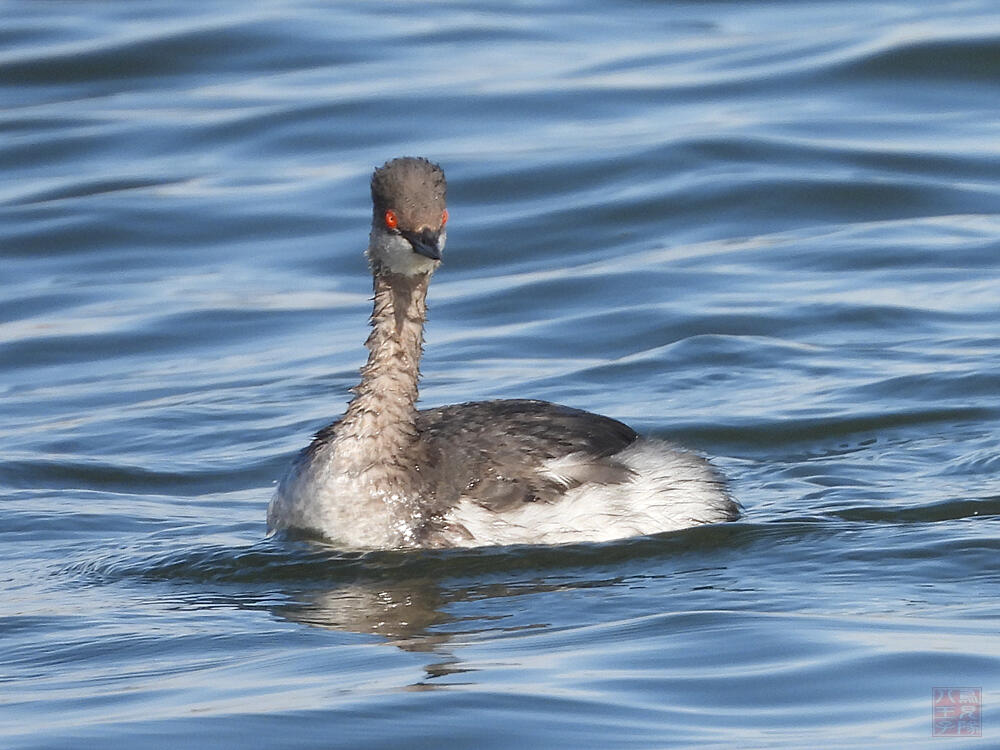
267, 157, 738, 548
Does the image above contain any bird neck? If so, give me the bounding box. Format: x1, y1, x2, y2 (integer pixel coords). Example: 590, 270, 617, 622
337, 268, 429, 460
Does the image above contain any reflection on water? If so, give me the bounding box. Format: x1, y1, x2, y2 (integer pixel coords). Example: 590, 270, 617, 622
4, 0, 1000, 746
277, 581, 452, 646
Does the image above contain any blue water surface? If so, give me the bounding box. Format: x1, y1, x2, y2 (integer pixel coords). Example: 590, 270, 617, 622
2, 1, 999, 748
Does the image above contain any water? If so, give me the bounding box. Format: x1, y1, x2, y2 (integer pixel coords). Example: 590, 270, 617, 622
2, 1, 999, 747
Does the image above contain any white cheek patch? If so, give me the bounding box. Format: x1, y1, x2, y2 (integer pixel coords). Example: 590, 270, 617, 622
369, 231, 441, 276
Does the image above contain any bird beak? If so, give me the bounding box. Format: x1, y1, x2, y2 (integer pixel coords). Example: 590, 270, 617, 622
401, 227, 442, 260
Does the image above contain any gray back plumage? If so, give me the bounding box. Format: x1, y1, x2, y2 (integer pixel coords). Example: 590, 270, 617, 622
307, 398, 638, 515
417, 399, 638, 513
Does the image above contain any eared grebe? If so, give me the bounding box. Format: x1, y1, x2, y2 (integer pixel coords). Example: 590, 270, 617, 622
267, 157, 738, 548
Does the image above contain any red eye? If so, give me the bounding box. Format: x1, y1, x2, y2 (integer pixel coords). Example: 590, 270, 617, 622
384, 209, 398, 229
441, 208, 448, 227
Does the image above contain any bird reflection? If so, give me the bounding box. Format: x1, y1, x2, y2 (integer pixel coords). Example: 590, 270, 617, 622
261, 534, 670, 684
271, 577, 472, 684
276, 579, 449, 644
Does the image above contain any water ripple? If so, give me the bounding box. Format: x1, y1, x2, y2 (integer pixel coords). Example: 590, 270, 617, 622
4, 1, 1000, 747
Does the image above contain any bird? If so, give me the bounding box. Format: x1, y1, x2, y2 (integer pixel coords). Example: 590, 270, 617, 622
267, 157, 738, 548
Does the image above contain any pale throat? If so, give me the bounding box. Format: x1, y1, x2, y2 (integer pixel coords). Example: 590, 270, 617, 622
333, 267, 430, 470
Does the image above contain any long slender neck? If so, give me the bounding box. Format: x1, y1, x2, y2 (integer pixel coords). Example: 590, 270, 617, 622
335, 267, 429, 467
